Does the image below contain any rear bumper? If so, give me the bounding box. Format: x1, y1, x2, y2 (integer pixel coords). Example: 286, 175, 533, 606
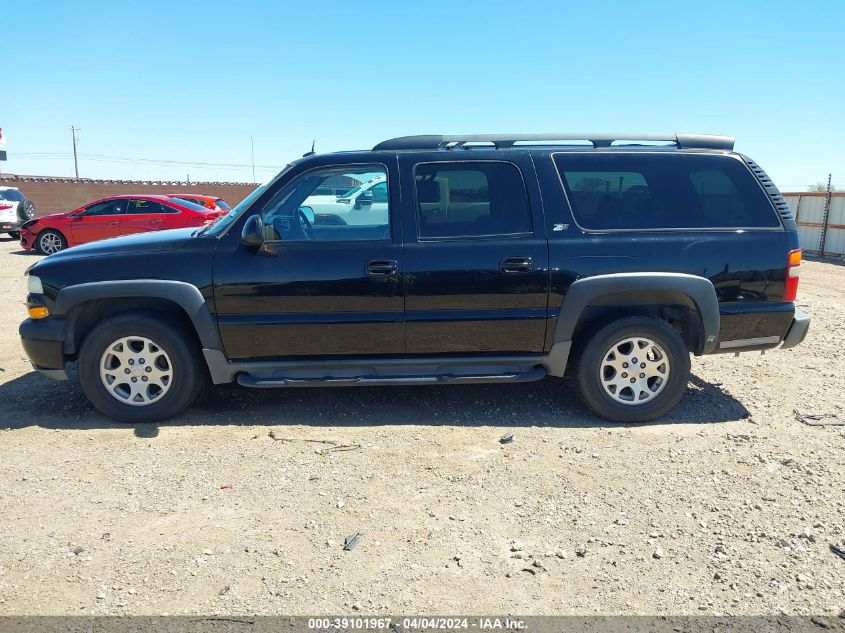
19, 317, 68, 380
781, 310, 810, 349
0, 219, 22, 232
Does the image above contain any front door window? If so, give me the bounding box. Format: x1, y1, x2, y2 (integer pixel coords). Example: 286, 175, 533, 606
83, 199, 128, 216
261, 164, 390, 240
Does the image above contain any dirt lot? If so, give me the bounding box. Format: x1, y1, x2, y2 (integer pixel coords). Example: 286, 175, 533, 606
0, 235, 843, 617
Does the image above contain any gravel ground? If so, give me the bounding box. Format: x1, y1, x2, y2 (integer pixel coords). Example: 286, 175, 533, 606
0, 234, 843, 616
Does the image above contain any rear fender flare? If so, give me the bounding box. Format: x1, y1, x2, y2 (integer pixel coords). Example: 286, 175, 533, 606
544, 272, 720, 376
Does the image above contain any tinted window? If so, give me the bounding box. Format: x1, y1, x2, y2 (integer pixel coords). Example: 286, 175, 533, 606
84, 199, 128, 216
414, 162, 532, 239
370, 181, 388, 203
262, 164, 390, 242
555, 153, 779, 230
168, 197, 207, 211
128, 199, 177, 214
215, 199, 231, 210
0, 189, 25, 202
173, 196, 208, 208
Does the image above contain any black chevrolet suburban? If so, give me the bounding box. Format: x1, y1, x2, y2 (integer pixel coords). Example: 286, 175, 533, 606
19, 133, 811, 423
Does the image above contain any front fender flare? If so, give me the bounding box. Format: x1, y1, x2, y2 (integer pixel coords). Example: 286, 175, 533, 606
53, 279, 222, 351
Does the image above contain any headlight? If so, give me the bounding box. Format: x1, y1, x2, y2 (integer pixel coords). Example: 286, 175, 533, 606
27, 275, 44, 294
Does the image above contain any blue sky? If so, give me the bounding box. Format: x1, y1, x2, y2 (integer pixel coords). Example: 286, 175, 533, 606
4, 0, 843, 190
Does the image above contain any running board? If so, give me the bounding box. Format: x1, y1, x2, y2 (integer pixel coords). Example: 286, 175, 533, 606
237, 367, 546, 389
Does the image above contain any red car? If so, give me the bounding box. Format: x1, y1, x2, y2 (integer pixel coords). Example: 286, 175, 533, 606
166, 193, 231, 212
20, 195, 222, 255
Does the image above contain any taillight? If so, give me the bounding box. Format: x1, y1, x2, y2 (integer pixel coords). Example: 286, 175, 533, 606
784, 249, 802, 302
0, 204, 12, 210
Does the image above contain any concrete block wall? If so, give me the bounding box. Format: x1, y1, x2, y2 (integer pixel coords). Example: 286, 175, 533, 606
0, 175, 258, 216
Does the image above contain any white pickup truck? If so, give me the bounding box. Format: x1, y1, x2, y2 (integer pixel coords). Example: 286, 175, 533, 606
302, 175, 388, 226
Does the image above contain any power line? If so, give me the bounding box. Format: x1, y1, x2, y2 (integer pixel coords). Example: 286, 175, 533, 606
13, 151, 282, 170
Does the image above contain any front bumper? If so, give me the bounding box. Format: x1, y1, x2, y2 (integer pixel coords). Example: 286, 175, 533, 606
19, 317, 68, 380
19, 227, 36, 249
781, 310, 811, 349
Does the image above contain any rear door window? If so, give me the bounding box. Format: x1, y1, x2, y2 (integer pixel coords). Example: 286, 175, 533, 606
414, 161, 532, 239
553, 153, 780, 230
128, 199, 178, 214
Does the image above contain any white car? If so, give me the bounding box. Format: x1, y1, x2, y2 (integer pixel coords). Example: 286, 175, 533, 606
303, 175, 389, 226
0, 186, 36, 239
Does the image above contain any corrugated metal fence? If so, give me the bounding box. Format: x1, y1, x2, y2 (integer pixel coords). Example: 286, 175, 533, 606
784, 192, 845, 257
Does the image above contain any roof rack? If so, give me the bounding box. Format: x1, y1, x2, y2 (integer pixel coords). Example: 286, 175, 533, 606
372, 133, 734, 152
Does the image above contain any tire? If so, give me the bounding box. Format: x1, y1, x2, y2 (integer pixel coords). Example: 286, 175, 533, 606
78, 313, 206, 423
36, 229, 67, 255
19, 200, 35, 222
576, 316, 690, 423
8, 231, 20, 240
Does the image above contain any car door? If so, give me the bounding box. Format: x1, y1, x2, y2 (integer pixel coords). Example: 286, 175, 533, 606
121, 198, 180, 235
399, 152, 550, 354
212, 157, 404, 360
70, 198, 127, 243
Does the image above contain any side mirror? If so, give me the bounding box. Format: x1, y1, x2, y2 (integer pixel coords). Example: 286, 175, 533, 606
298, 206, 315, 223
240, 214, 264, 249
355, 193, 374, 209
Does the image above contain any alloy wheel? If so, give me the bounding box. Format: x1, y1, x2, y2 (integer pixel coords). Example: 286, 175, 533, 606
39, 233, 63, 254
99, 336, 173, 406
599, 336, 670, 404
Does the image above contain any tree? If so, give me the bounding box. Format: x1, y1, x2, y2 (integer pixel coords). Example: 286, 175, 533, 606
808, 182, 837, 192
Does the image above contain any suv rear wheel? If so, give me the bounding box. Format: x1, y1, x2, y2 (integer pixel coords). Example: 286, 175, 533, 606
576, 317, 690, 423
78, 313, 205, 423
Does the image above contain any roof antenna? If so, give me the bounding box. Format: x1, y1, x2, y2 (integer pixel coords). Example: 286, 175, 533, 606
303, 140, 316, 157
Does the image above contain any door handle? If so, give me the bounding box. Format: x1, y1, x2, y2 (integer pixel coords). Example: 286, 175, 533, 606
500, 257, 534, 273
366, 259, 398, 276
149, 219, 163, 224
106, 221, 120, 226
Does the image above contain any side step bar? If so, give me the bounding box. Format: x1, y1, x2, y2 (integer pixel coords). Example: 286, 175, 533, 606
237, 367, 546, 389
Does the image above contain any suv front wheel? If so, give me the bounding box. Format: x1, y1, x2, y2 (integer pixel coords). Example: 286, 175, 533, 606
577, 316, 690, 423
78, 313, 205, 423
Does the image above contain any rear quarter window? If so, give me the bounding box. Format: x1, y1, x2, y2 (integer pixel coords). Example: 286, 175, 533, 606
0, 189, 25, 202
553, 153, 780, 231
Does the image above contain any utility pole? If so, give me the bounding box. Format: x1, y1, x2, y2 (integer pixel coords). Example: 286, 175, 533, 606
250, 136, 256, 184
70, 126, 80, 179
819, 173, 833, 256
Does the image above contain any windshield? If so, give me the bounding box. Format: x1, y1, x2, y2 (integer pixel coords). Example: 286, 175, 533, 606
336, 176, 382, 200
202, 178, 275, 237
336, 183, 365, 200
170, 198, 209, 212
